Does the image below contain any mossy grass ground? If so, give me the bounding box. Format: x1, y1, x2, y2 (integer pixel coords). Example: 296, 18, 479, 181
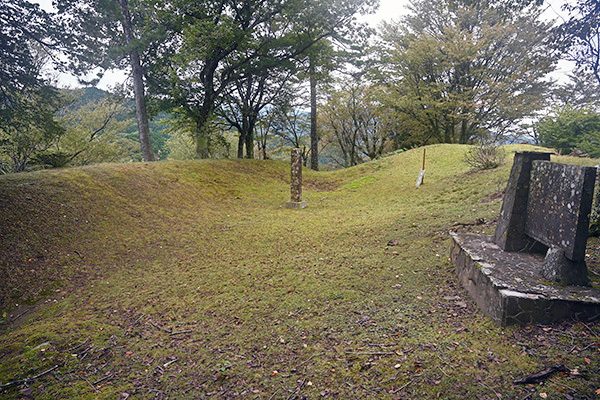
1, 144, 599, 399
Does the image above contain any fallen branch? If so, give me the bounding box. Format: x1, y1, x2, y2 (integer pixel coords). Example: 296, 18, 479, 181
10, 308, 29, 323
513, 365, 567, 384
82, 376, 98, 393
170, 329, 194, 336
297, 352, 324, 367
478, 381, 502, 399
0, 365, 59, 389
345, 351, 396, 356
391, 379, 415, 394
163, 358, 179, 368
67, 338, 89, 352
286, 378, 307, 400
150, 321, 172, 334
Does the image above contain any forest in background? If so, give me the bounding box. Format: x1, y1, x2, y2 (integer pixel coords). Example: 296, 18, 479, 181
1, 0, 599, 173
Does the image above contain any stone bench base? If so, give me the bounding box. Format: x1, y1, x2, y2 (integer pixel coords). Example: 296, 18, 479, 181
450, 232, 600, 326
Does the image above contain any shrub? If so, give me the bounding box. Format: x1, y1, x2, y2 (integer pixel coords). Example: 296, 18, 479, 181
464, 144, 506, 171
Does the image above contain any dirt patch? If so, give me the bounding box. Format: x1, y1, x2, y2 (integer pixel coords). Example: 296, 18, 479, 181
304, 179, 339, 192
480, 189, 504, 203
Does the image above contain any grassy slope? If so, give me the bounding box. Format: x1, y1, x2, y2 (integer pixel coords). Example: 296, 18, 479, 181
0, 144, 599, 399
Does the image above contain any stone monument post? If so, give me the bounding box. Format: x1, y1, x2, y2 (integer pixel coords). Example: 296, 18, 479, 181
285, 148, 307, 209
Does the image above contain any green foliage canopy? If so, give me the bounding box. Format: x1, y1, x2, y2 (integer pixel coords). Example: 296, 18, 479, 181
376, 0, 555, 146
536, 105, 600, 157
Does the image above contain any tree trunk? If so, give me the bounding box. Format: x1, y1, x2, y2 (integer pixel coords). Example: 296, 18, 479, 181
195, 120, 210, 159
309, 55, 319, 171
245, 120, 255, 159
459, 119, 469, 144
117, 0, 155, 162
237, 131, 246, 158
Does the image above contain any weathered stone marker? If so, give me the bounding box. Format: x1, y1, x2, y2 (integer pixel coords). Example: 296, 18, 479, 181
285, 148, 307, 209
451, 151, 600, 325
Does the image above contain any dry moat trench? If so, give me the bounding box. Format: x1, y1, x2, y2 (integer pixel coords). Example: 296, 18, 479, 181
1, 145, 599, 399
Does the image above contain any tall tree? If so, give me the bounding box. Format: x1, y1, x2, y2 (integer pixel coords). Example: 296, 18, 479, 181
377, 0, 555, 145
145, 0, 295, 158
558, 0, 600, 87
54, 94, 134, 166
0, 3, 66, 173
0, 1, 62, 129
291, 0, 378, 170
146, 0, 377, 160
54, 0, 157, 161
321, 79, 394, 167
220, 46, 297, 159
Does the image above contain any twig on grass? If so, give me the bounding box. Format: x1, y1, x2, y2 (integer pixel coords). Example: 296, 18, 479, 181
366, 343, 397, 348
549, 378, 576, 391
93, 372, 114, 385
67, 338, 89, 352
286, 378, 306, 400
434, 352, 455, 369
568, 343, 595, 354
163, 358, 179, 368
581, 321, 599, 337
82, 376, 98, 393
10, 309, 29, 322
513, 365, 567, 384
345, 351, 396, 356
132, 314, 144, 327
150, 321, 172, 334
519, 391, 534, 400
268, 388, 280, 400
170, 329, 194, 336
438, 366, 450, 378
297, 352, 324, 367
478, 381, 502, 399
391, 379, 415, 394
0, 365, 60, 389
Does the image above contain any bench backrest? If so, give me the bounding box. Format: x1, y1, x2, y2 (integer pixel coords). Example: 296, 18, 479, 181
525, 160, 596, 262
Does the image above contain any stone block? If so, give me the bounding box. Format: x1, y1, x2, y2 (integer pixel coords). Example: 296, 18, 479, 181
525, 160, 596, 262
450, 232, 600, 326
541, 247, 589, 286
494, 152, 551, 252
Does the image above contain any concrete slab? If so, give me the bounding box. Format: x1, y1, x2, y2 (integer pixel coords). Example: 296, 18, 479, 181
450, 232, 600, 325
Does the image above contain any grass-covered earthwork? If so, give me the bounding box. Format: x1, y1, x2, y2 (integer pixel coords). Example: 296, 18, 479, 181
1, 144, 599, 399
